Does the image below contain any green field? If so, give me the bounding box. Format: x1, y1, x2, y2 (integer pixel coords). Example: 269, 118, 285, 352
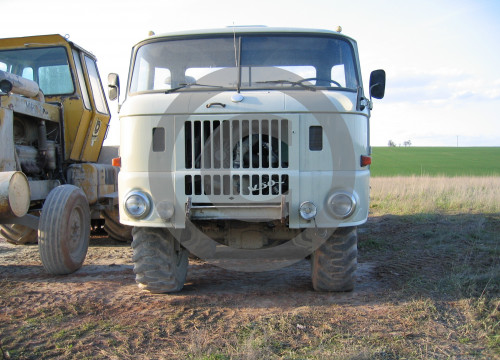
370, 147, 500, 177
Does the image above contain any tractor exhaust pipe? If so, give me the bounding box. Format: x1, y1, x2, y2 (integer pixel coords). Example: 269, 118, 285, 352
0, 70, 45, 102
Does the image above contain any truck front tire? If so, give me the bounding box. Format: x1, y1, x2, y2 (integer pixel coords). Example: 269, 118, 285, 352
311, 226, 357, 292
132, 227, 188, 293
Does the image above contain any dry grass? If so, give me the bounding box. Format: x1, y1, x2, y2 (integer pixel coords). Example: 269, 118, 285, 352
370, 176, 500, 216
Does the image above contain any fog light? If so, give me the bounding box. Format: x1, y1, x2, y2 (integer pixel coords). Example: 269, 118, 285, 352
124, 190, 151, 219
299, 201, 317, 220
157, 201, 175, 220
327, 192, 356, 219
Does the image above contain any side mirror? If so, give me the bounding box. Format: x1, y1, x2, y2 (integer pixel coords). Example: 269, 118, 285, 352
369, 69, 386, 100
108, 73, 120, 101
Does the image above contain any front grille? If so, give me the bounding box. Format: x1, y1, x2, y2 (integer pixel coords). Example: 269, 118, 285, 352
183, 118, 290, 197
185, 173, 289, 196
184, 119, 289, 170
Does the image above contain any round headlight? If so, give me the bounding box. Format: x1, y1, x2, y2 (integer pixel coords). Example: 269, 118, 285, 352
299, 201, 317, 220
124, 191, 151, 219
327, 192, 356, 219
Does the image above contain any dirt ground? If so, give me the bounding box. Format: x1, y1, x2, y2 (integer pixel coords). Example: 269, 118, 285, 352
1, 214, 499, 359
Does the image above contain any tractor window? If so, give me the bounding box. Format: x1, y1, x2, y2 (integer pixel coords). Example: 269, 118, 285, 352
84, 56, 108, 114
0, 46, 74, 95
22, 67, 34, 81
38, 65, 73, 94
73, 51, 91, 109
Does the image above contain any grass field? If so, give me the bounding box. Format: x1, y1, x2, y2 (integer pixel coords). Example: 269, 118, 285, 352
370, 176, 500, 215
370, 147, 500, 177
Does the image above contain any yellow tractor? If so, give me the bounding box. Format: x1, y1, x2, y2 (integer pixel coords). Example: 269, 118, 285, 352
0, 34, 131, 274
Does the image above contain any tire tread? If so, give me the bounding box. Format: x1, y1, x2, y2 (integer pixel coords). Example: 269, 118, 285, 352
132, 227, 188, 293
38, 185, 90, 275
311, 227, 358, 292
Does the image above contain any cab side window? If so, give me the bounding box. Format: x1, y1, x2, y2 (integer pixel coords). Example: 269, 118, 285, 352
84, 56, 108, 114
73, 51, 91, 110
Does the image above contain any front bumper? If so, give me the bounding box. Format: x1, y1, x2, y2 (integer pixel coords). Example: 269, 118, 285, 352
118, 169, 369, 229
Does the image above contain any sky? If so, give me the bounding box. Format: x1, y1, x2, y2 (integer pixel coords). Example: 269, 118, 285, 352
2, 0, 500, 147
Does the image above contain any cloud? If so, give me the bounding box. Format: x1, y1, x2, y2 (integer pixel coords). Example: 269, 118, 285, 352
384, 68, 499, 105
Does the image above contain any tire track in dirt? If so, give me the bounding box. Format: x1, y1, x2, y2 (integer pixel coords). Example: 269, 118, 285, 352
1, 235, 385, 318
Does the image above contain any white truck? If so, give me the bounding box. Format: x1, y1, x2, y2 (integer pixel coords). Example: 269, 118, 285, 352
108, 27, 385, 293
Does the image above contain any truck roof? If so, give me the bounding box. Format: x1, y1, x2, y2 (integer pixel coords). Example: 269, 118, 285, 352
142, 26, 355, 45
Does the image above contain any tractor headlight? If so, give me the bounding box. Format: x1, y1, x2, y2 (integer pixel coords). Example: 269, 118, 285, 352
124, 190, 151, 219
327, 191, 356, 219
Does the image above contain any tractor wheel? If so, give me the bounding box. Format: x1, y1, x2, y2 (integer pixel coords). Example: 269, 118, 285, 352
38, 185, 90, 275
132, 227, 188, 293
102, 208, 132, 242
0, 223, 37, 245
311, 226, 357, 292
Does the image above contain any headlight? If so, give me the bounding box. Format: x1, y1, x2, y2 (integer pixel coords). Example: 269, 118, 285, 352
327, 191, 356, 219
124, 190, 151, 219
299, 201, 317, 220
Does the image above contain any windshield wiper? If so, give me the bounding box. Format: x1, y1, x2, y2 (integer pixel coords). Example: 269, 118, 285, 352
256, 80, 316, 91
165, 83, 223, 94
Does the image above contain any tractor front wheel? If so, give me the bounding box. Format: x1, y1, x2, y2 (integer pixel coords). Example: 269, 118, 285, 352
38, 185, 90, 275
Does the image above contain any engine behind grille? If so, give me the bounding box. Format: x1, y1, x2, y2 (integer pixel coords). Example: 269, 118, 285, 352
184, 118, 289, 170
183, 118, 290, 198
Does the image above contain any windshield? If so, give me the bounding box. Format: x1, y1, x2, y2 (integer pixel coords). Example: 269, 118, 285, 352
129, 34, 358, 94
0, 46, 74, 96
